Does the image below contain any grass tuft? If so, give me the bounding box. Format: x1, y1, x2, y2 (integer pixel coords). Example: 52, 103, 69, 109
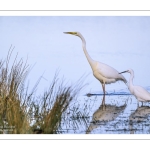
0, 49, 87, 134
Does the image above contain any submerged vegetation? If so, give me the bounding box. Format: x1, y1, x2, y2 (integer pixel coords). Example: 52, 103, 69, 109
0, 49, 88, 134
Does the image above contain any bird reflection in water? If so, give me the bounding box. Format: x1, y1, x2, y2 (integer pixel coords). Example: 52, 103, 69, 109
86, 97, 126, 134
129, 106, 150, 134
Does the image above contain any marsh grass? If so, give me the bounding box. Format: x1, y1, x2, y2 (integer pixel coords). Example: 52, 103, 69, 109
0, 50, 32, 133
0, 49, 88, 134
58, 96, 96, 133
30, 72, 87, 134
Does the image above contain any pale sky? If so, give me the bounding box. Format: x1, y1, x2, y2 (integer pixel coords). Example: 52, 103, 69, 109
1, 16, 150, 94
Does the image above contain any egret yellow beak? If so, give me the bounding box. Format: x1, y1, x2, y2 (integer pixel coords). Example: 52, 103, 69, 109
64, 32, 77, 35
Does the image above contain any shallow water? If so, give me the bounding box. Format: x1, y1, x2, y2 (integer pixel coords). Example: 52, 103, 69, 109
59, 89, 150, 134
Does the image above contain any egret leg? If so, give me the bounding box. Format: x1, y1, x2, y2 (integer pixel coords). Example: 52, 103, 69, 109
101, 83, 105, 105
142, 102, 143, 106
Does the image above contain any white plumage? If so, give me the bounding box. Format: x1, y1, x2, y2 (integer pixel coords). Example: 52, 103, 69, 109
119, 69, 150, 105
64, 32, 127, 103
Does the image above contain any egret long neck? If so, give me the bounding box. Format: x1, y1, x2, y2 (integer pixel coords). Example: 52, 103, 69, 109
129, 72, 134, 93
79, 34, 96, 69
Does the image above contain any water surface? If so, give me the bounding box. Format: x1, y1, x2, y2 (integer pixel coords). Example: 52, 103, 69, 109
60, 89, 150, 134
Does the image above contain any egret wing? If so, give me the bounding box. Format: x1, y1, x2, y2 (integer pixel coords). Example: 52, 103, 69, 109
96, 62, 122, 79
134, 86, 150, 100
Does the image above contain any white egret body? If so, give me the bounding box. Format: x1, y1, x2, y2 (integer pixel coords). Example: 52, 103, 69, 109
64, 32, 127, 103
119, 69, 150, 105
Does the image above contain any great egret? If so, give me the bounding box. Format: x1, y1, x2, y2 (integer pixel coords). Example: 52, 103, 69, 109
119, 69, 150, 106
64, 32, 127, 104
